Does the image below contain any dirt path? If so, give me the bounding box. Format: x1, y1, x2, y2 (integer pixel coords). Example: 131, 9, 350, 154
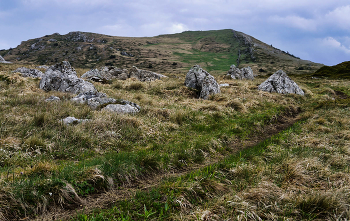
33, 113, 301, 221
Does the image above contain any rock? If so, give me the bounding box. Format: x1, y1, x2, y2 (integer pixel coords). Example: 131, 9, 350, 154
39, 61, 97, 94
81, 66, 128, 82
185, 65, 221, 99
200, 75, 221, 99
128, 66, 167, 82
258, 70, 304, 95
45, 96, 60, 102
0, 55, 11, 63
36, 65, 50, 70
12, 67, 44, 78
184, 65, 208, 90
227, 65, 254, 80
61, 117, 89, 125
71, 92, 141, 110
219, 83, 230, 87
102, 104, 139, 114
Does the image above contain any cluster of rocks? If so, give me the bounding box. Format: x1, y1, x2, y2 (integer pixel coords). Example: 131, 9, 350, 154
38, 61, 141, 115
226, 65, 254, 80
258, 70, 304, 95
81, 66, 166, 83
0, 55, 11, 63
184, 65, 220, 99
12, 67, 44, 78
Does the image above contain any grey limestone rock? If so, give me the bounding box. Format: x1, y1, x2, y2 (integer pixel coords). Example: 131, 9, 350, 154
61, 117, 89, 125
39, 61, 97, 94
82, 66, 128, 82
102, 104, 139, 114
45, 96, 60, 102
128, 66, 167, 82
185, 65, 220, 99
71, 92, 141, 110
13, 67, 44, 78
258, 70, 304, 95
227, 65, 254, 80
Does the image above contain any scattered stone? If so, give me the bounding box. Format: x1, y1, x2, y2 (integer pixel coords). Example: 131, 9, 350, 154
61, 117, 89, 125
184, 65, 220, 99
45, 96, 60, 102
227, 65, 254, 80
219, 83, 230, 87
121, 51, 134, 57
81, 66, 128, 82
39, 61, 97, 94
129, 66, 167, 82
102, 104, 139, 114
258, 70, 304, 95
12, 67, 44, 78
0, 55, 11, 63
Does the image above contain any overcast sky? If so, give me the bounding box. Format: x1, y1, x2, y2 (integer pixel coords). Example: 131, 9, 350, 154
0, 0, 349, 66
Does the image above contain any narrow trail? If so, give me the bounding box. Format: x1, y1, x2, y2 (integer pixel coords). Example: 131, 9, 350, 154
34, 113, 301, 221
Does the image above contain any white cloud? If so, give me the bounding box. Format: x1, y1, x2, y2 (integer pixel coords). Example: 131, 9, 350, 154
269, 15, 317, 31
325, 5, 350, 30
322, 37, 350, 54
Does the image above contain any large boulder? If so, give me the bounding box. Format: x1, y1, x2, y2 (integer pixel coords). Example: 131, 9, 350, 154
227, 65, 254, 80
200, 75, 221, 99
81, 66, 128, 83
258, 70, 304, 95
185, 65, 220, 99
128, 66, 167, 82
12, 67, 44, 78
39, 61, 97, 94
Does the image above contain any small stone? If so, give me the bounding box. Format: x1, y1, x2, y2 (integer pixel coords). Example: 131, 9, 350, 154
61, 117, 89, 125
45, 96, 60, 102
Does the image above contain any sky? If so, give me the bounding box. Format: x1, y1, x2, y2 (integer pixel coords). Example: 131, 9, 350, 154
0, 0, 349, 66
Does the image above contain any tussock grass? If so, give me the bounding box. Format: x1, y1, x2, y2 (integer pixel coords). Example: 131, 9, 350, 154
1, 63, 347, 220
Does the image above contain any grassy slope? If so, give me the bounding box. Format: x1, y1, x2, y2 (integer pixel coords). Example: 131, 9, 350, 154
1, 61, 348, 220
71, 78, 350, 221
312, 61, 350, 79
1, 62, 309, 220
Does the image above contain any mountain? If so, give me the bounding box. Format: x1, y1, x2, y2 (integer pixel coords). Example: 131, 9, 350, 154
0, 29, 322, 73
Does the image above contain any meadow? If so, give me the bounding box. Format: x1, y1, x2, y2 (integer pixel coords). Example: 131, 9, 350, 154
0, 62, 349, 220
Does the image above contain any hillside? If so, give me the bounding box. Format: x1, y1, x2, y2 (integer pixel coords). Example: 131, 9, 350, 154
312, 61, 350, 79
0, 29, 322, 74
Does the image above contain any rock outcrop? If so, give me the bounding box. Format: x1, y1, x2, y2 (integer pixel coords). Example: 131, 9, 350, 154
128, 66, 167, 82
258, 70, 304, 95
12, 67, 44, 78
39, 61, 97, 94
185, 65, 220, 99
81, 66, 128, 83
39, 61, 141, 113
227, 65, 254, 80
